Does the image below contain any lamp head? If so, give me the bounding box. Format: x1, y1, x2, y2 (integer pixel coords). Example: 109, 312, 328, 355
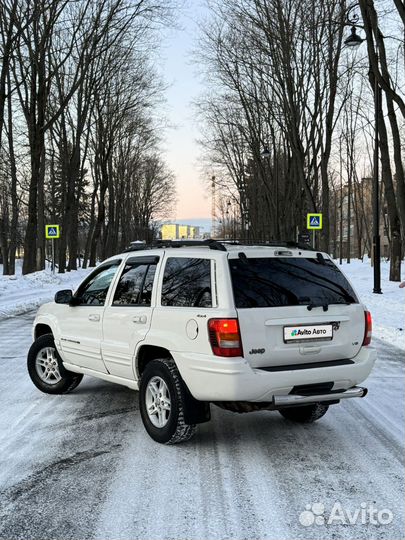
344, 26, 364, 47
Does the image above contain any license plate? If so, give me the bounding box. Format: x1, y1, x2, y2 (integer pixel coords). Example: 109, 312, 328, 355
284, 324, 333, 342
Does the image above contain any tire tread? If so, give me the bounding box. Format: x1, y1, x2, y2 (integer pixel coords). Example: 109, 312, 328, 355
159, 358, 196, 445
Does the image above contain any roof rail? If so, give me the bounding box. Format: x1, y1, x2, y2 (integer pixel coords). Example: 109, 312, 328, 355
222, 240, 314, 251
155, 239, 227, 251
121, 239, 314, 253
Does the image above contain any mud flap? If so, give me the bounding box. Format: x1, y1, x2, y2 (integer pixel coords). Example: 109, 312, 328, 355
181, 383, 211, 425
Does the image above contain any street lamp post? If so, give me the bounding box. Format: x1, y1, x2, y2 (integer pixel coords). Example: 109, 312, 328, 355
372, 70, 382, 294
344, 22, 382, 294
226, 200, 231, 240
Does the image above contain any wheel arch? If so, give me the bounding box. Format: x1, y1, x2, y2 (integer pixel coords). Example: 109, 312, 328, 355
35, 323, 53, 339
136, 344, 173, 379
33, 313, 60, 343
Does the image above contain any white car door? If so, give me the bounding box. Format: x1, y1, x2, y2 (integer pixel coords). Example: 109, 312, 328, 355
101, 254, 160, 379
58, 261, 121, 372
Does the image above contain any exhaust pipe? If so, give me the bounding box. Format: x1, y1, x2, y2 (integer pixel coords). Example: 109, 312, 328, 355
273, 386, 368, 408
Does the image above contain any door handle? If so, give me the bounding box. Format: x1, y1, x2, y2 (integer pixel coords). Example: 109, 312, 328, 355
88, 314, 100, 322
133, 315, 147, 324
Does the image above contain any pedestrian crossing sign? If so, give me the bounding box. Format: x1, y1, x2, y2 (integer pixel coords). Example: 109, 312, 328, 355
45, 225, 60, 239
307, 213, 322, 230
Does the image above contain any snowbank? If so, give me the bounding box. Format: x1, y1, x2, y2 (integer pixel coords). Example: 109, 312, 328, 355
337, 258, 404, 351
0, 260, 92, 320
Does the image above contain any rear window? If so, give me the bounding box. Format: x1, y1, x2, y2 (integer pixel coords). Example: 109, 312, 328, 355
229, 257, 358, 308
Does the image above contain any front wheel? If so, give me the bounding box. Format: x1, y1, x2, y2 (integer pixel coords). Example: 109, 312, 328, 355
27, 334, 83, 394
139, 358, 196, 444
278, 403, 329, 423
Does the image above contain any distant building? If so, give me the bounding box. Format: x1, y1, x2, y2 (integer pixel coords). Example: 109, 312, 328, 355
178, 225, 189, 239
332, 176, 390, 259
161, 224, 179, 240
161, 223, 201, 240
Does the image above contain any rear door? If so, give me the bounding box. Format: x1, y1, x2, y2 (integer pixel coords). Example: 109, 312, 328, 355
229, 253, 365, 368
150, 255, 217, 356
101, 255, 159, 379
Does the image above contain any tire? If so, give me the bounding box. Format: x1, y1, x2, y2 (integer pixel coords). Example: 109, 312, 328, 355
278, 402, 329, 423
139, 358, 196, 444
27, 334, 83, 394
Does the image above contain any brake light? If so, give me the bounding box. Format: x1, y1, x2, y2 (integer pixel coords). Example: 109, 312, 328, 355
363, 311, 372, 346
208, 318, 243, 357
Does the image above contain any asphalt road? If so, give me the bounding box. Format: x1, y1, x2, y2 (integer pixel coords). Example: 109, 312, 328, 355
0, 313, 403, 540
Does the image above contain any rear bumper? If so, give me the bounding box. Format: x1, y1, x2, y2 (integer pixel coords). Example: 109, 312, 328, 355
272, 386, 367, 408
173, 346, 377, 402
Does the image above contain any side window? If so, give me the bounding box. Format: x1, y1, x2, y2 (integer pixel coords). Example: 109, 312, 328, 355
76, 264, 119, 306
113, 263, 157, 306
161, 258, 212, 307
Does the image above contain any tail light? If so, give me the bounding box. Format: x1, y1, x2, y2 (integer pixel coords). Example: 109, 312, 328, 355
363, 311, 372, 346
208, 318, 243, 357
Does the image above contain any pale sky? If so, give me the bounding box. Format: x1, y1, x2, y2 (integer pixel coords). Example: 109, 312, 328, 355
161, 0, 211, 221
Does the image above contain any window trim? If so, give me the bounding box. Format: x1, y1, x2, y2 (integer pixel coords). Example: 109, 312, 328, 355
211, 259, 218, 308
111, 261, 158, 308
126, 255, 160, 265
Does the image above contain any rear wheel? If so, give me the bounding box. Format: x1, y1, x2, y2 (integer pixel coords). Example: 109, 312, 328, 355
278, 403, 329, 423
139, 358, 196, 444
27, 334, 83, 394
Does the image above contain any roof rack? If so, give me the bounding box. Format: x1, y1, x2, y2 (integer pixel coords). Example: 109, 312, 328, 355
122, 239, 227, 253
214, 239, 314, 251
254, 241, 314, 251
122, 239, 314, 253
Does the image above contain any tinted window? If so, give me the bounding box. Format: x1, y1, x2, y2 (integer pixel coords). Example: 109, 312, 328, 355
113, 263, 156, 306
76, 264, 119, 306
229, 257, 358, 308
161, 258, 212, 307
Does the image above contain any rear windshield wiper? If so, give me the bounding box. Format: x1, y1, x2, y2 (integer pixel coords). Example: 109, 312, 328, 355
298, 297, 329, 311
307, 302, 329, 312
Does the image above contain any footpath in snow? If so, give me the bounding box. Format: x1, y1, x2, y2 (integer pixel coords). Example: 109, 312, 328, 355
336, 257, 404, 351
0, 257, 403, 350
0, 261, 92, 320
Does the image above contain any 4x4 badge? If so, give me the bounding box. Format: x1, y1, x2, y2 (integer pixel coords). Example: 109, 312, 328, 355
249, 348, 265, 355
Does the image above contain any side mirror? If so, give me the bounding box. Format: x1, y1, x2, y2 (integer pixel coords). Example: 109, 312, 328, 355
54, 289, 73, 304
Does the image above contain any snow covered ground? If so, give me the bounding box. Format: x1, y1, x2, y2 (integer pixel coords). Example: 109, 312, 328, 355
0, 314, 403, 540
337, 258, 405, 351
0, 260, 92, 320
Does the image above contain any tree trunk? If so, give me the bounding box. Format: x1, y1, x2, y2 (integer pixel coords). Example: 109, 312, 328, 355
7, 73, 18, 275
22, 130, 43, 275
37, 145, 46, 270
374, 77, 402, 281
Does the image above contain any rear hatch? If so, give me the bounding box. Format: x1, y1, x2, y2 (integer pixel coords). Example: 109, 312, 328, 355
228, 250, 365, 369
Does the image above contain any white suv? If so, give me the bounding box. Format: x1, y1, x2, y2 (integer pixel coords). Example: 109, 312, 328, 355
27, 240, 376, 444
